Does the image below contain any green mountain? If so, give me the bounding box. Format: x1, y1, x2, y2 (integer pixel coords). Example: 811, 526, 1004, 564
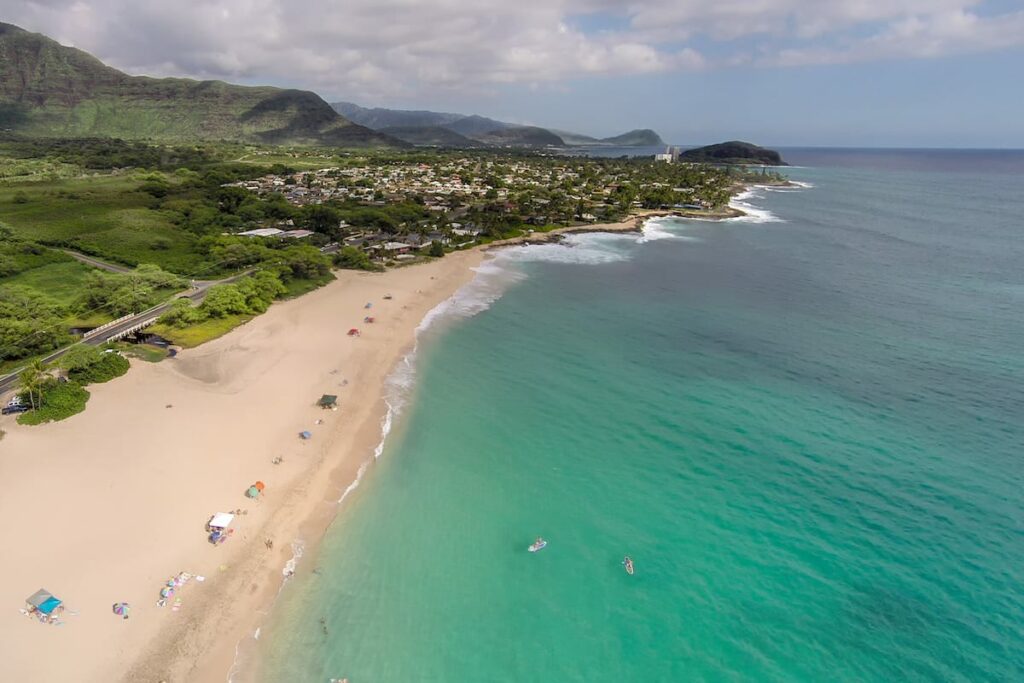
443, 115, 515, 138
333, 101, 465, 130
0, 23, 403, 147
601, 129, 663, 146
332, 101, 662, 148
470, 126, 565, 147
680, 141, 787, 166
379, 125, 485, 148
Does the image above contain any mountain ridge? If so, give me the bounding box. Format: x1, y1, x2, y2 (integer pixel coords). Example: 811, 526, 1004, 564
0, 23, 403, 147
331, 101, 663, 148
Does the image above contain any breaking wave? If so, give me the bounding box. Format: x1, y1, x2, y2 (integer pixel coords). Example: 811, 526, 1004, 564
728, 188, 785, 223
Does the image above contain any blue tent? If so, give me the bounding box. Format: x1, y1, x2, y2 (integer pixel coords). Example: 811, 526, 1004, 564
26, 589, 62, 615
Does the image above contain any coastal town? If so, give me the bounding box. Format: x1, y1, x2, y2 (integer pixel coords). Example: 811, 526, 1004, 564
223, 153, 756, 260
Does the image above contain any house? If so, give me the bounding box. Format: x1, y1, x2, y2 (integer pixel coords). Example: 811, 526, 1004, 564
238, 228, 285, 238
381, 242, 412, 254
281, 229, 315, 239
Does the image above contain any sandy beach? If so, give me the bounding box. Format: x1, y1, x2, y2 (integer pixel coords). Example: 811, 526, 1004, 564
0, 206, 732, 682
0, 249, 483, 682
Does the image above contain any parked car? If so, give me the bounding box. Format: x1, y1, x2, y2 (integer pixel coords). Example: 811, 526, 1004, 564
2, 404, 30, 415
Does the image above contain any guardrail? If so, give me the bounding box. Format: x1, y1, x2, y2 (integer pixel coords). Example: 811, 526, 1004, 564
82, 313, 135, 339
106, 316, 161, 341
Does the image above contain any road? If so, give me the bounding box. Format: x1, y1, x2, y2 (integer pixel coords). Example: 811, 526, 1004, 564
62, 250, 134, 274
0, 269, 254, 395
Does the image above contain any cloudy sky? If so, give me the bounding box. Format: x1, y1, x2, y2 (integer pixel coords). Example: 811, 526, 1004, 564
7, 0, 1024, 146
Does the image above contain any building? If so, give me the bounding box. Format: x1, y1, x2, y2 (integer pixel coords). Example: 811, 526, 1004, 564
238, 228, 285, 238
655, 146, 682, 163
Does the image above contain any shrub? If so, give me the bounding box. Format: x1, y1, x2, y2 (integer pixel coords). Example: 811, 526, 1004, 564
12, 191, 29, 204
333, 246, 381, 271
68, 352, 129, 384
17, 380, 90, 425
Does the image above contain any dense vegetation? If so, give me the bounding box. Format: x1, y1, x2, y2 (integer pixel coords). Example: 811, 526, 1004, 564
679, 141, 787, 166
16, 379, 90, 425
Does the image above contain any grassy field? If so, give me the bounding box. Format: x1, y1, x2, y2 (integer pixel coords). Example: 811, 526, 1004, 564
2, 259, 97, 301
234, 148, 348, 170
0, 156, 83, 182
0, 174, 200, 272
148, 313, 254, 348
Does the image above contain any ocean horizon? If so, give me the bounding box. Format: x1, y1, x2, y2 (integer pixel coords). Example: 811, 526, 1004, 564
254, 148, 1024, 682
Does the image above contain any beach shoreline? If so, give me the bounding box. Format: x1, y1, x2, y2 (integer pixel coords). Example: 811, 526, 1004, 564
0, 250, 484, 683
0, 195, 756, 683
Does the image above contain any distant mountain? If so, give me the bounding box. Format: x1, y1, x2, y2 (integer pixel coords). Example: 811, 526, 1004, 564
379, 125, 486, 148
680, 141, 787, 166
0, 23, 403, 147
333, 101, 464, 130
332, 101, 661, 148
551, 129, 600, 145
555, 128, 664, 146
601, 129, 664, 146
470, 126, 565, 147
444, 114, 515, 137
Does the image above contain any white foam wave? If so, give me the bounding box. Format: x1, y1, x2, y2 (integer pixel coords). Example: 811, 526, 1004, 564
493, 236, 630, 266
638, 218, 684, 243
728, 188, 784, 224
335, 263, 521, 504
282, 539, 304, 578
638, 217, 701, 242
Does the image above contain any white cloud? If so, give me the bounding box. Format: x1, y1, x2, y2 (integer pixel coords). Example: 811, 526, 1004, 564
5, 0, 1024, 101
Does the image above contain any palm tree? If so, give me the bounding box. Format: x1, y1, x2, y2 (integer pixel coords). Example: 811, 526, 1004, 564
18, 359, 48, 410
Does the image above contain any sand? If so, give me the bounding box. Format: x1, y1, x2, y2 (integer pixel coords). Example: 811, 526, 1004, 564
0, 205, 730, 681
0, 249, 483, 682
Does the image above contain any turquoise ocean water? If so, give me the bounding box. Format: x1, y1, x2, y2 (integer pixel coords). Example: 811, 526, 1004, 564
257, 151, 1024, 682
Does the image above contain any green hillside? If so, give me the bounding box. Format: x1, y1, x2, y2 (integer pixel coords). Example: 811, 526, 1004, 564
0, 23, 402, 147
379, 125, 486, 147
470, 126, 565, 147
680, 141, 787, 166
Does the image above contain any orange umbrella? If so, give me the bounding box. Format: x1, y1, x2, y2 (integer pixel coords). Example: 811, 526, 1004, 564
254, 481, 265, 491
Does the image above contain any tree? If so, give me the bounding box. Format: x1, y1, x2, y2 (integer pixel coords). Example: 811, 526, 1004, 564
333, 246, 378, 271
199, 284, 251, 318
59, 345, 103, 376
429, 240, 445, 257
217, 186, 251, 214
298, 205, 342, 236
278, 246, 331, 280
18, 359, 48, 410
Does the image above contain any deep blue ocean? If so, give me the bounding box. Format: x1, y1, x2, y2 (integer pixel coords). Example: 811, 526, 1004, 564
256, 149, 1024, 682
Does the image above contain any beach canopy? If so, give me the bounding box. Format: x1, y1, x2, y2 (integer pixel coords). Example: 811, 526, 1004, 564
209, 512, 234, 529
300, 430, 312, 439
318, 394, 338, 408
26, 589, 62, 615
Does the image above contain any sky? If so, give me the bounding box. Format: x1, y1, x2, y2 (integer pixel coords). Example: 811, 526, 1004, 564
6, 0, 1024, 146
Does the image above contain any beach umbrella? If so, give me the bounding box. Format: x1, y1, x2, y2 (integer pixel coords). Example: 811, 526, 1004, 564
160, 586, 174, 599
112, 602, 130, 618
300, 430, 312, 440
254, 481, 266, 491
246, 486, 260, 498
